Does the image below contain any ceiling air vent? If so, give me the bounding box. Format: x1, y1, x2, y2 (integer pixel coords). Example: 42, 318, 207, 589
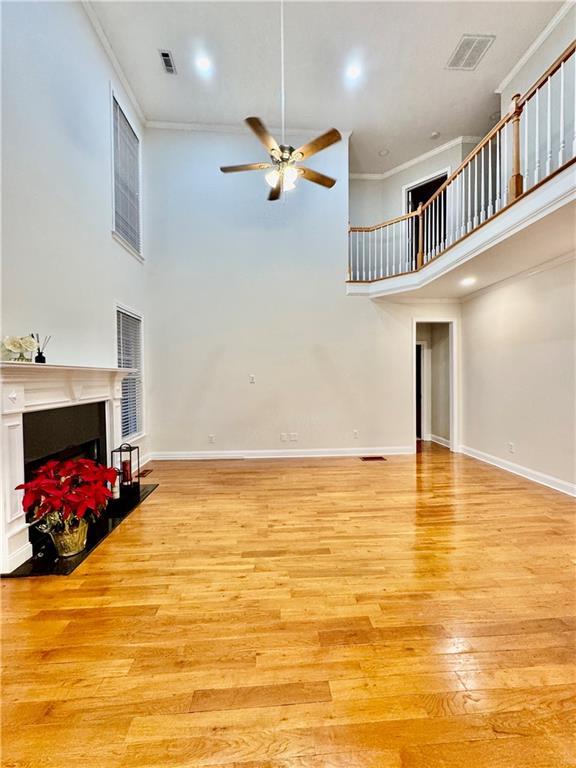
159, 49, 177, 75
446, 35, 495, 71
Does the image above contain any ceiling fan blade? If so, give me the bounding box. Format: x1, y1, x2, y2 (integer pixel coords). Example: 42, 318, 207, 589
292, 128, 342, 161
268, 177, 282, 201
245, 117, 281, 157
220, 162, 272, 173
298, 166, 337, 188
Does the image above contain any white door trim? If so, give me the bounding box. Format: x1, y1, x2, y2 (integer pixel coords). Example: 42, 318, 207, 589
415, 340, 432, 440
412, 318, 460, 453
402, 167, 451, 214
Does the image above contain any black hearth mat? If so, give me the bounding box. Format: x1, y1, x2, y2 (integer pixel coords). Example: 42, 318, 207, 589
2, 484, 158, 578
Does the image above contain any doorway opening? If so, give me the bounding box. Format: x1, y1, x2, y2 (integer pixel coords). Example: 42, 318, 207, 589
405, 171, 448, 257
414, 320, 456, 451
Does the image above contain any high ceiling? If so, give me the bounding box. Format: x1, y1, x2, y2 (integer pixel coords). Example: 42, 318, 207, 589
90, 1, 561, 173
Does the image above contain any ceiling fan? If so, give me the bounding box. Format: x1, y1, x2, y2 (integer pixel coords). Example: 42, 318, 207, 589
220, 119, 342, 201
219, 0, 341, 201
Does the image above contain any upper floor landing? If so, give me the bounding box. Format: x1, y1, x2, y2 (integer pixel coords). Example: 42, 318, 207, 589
347, 41, 576, 299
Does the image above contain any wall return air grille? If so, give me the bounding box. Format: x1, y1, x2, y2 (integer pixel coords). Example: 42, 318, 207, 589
446, 34, 495, 71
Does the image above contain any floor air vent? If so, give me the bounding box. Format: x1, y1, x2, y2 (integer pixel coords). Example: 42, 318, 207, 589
446, 35, 495, 71
360, 456, 387, 462
159, 49, 177, 74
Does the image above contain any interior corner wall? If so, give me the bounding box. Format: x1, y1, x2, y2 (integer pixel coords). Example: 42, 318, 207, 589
144, 126, 461, 455
500, 5, 576, 110
461, 258, 576, 488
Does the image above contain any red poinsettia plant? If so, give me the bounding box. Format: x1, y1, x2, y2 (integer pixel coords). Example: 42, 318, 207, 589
16, 458, 117, 532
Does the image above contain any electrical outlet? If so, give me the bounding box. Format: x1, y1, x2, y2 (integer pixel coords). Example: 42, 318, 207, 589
249, 375, 256, 384
280, 433, 288, 442
289, 432, 298, 442
507, 441, 515, 454
353, 430, 359, 439
208, 434, 216, 444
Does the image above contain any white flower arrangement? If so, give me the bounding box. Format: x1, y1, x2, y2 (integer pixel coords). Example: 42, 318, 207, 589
2, 335, 38, 362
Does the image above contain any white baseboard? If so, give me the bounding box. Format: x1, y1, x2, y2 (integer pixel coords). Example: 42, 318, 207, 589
149, 446, 414, 461
460, 445, 576, 497
430, 434, 452, 448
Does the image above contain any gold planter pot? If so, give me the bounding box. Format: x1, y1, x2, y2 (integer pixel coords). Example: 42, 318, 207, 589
50, 518, 89, 558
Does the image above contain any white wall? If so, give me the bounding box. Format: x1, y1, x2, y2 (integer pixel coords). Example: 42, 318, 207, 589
144, 126, 460, 455
1, 1, 146, 368
349, 139, 479, 227
1, 1, 149, 455
461, 258, 576, 487
430, 323, 450, 442
500, 4, 576, 109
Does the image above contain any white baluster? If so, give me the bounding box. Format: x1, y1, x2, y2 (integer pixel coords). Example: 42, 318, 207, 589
392, 223, 396, 275
480, 146, 485, 222
379, 226, 383, 280
473, 155, 479, 227
370, 230, 374, 280
546, 76, 552, 176
534, 89, 540, 184
487, 139, 493, 218
503, 123, 508, 206
426, 205, 430, 261
496, 128, 501, 211
523, 98, 529, 185
362, 231, 366, 281
467, 164, 472, 231
386, 225, 390, 276
559, 61, 565, 166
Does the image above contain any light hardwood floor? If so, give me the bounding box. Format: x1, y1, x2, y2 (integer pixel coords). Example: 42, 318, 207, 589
2, 444, 575, 767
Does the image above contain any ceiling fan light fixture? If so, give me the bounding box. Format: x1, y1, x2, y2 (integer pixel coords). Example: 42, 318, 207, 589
265, 165, 298, 191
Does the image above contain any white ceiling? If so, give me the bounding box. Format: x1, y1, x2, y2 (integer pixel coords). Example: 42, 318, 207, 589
90, 1, 561, 173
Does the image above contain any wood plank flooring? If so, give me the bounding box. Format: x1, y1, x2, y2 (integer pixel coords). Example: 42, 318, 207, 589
2, 444, 575, 767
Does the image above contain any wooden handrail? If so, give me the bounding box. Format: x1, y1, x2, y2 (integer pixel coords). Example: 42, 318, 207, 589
356, 39, 576, 221
421, 110, 513, 211
349, 209, 418, 233
518, 39, 576, 107
348, 38, 576, 284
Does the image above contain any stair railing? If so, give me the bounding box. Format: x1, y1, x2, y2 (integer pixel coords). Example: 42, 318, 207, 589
348, 40, 576, 283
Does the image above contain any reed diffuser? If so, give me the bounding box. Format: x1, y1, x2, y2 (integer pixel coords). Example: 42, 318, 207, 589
32, 333, 51, 364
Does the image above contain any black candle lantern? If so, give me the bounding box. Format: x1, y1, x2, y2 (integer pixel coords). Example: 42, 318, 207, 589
111, 443, 140, 497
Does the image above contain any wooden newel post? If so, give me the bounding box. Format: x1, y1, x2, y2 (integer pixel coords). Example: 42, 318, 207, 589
416, 204, 424, 270
508, 94, 524, 202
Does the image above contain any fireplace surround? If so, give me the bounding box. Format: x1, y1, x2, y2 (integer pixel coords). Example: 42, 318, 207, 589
0, 362, 134, 572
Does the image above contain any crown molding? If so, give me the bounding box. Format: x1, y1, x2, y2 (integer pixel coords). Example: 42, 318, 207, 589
145, 120, 352, 141
81, 0, 146, 123
495, 0, 575, 96
350, 136, 481, 181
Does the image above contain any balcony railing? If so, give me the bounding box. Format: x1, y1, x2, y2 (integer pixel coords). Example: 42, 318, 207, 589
348, 40, 576, 283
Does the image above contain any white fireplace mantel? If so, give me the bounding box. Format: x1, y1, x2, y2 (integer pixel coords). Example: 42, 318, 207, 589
0, 362, 134, 573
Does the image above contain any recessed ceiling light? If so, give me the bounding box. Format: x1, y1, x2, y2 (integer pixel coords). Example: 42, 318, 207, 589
460, 276, 477, 287
430, 131, 441, 140
378, 149, 389, 157
345, 62, 363, 86
195, 54, 213, 77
